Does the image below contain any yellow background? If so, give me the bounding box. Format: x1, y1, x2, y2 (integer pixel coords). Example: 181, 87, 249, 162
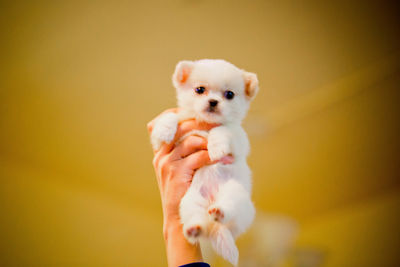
1, 1, 399, 266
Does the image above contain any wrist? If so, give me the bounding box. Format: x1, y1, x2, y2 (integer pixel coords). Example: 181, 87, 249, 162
163, 214, 181, 241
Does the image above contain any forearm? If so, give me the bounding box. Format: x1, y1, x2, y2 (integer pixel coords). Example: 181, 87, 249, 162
148, 115, 216, 267
164, 218, 203, 267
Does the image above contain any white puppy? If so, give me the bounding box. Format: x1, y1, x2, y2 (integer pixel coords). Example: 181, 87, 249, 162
151, 59, 258, 266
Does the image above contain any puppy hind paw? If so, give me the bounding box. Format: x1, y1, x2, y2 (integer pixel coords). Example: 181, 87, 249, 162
208, 206, 225, 222
183, 225, 203, 244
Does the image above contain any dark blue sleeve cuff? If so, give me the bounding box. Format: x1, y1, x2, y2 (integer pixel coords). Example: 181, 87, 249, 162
179, 262, 210, 267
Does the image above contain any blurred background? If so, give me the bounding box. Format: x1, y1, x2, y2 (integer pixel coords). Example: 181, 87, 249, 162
1, 0, 400, 266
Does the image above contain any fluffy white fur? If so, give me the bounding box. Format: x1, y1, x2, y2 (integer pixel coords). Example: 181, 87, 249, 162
151, 59, 258, 266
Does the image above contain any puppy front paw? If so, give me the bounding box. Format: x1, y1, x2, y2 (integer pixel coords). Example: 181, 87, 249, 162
207, 126, 232, 161
150, 113, 178, 150
208, 141, 231, 161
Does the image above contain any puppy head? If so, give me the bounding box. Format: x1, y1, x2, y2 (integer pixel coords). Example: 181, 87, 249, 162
172, 59, 259, 124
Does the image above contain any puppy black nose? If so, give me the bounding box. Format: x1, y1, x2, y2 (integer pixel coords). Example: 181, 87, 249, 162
209, 99, 218, 107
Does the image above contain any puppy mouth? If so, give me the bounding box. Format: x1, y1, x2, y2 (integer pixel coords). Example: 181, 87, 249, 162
205, 106, 220, 114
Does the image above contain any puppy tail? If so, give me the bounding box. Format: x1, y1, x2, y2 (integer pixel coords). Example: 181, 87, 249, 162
210, 224, 238, 266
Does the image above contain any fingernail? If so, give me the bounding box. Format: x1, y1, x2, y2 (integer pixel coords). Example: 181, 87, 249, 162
220, 156, 234, 165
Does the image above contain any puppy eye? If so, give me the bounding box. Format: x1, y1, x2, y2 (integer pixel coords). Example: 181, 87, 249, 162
195, 87, 205, 94
224, 90, 235, 100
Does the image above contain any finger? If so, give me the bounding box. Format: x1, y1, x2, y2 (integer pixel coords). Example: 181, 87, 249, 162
153, 142, 174, 167
169, 135, 207, 160
152, 138, 175, 155
182, 150, 212, 171
174, 120, 219, 142
220, 155, 235, 165
147, 108, 179, 133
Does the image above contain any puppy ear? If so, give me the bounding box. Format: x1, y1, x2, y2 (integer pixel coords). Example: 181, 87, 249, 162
243, 71, 259, 100
173, 60, 194, 88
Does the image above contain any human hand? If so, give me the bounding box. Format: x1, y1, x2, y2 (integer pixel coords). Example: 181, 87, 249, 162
148, 108, 221, 266
147, 108, 235, 267
147, 108, 218, 232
